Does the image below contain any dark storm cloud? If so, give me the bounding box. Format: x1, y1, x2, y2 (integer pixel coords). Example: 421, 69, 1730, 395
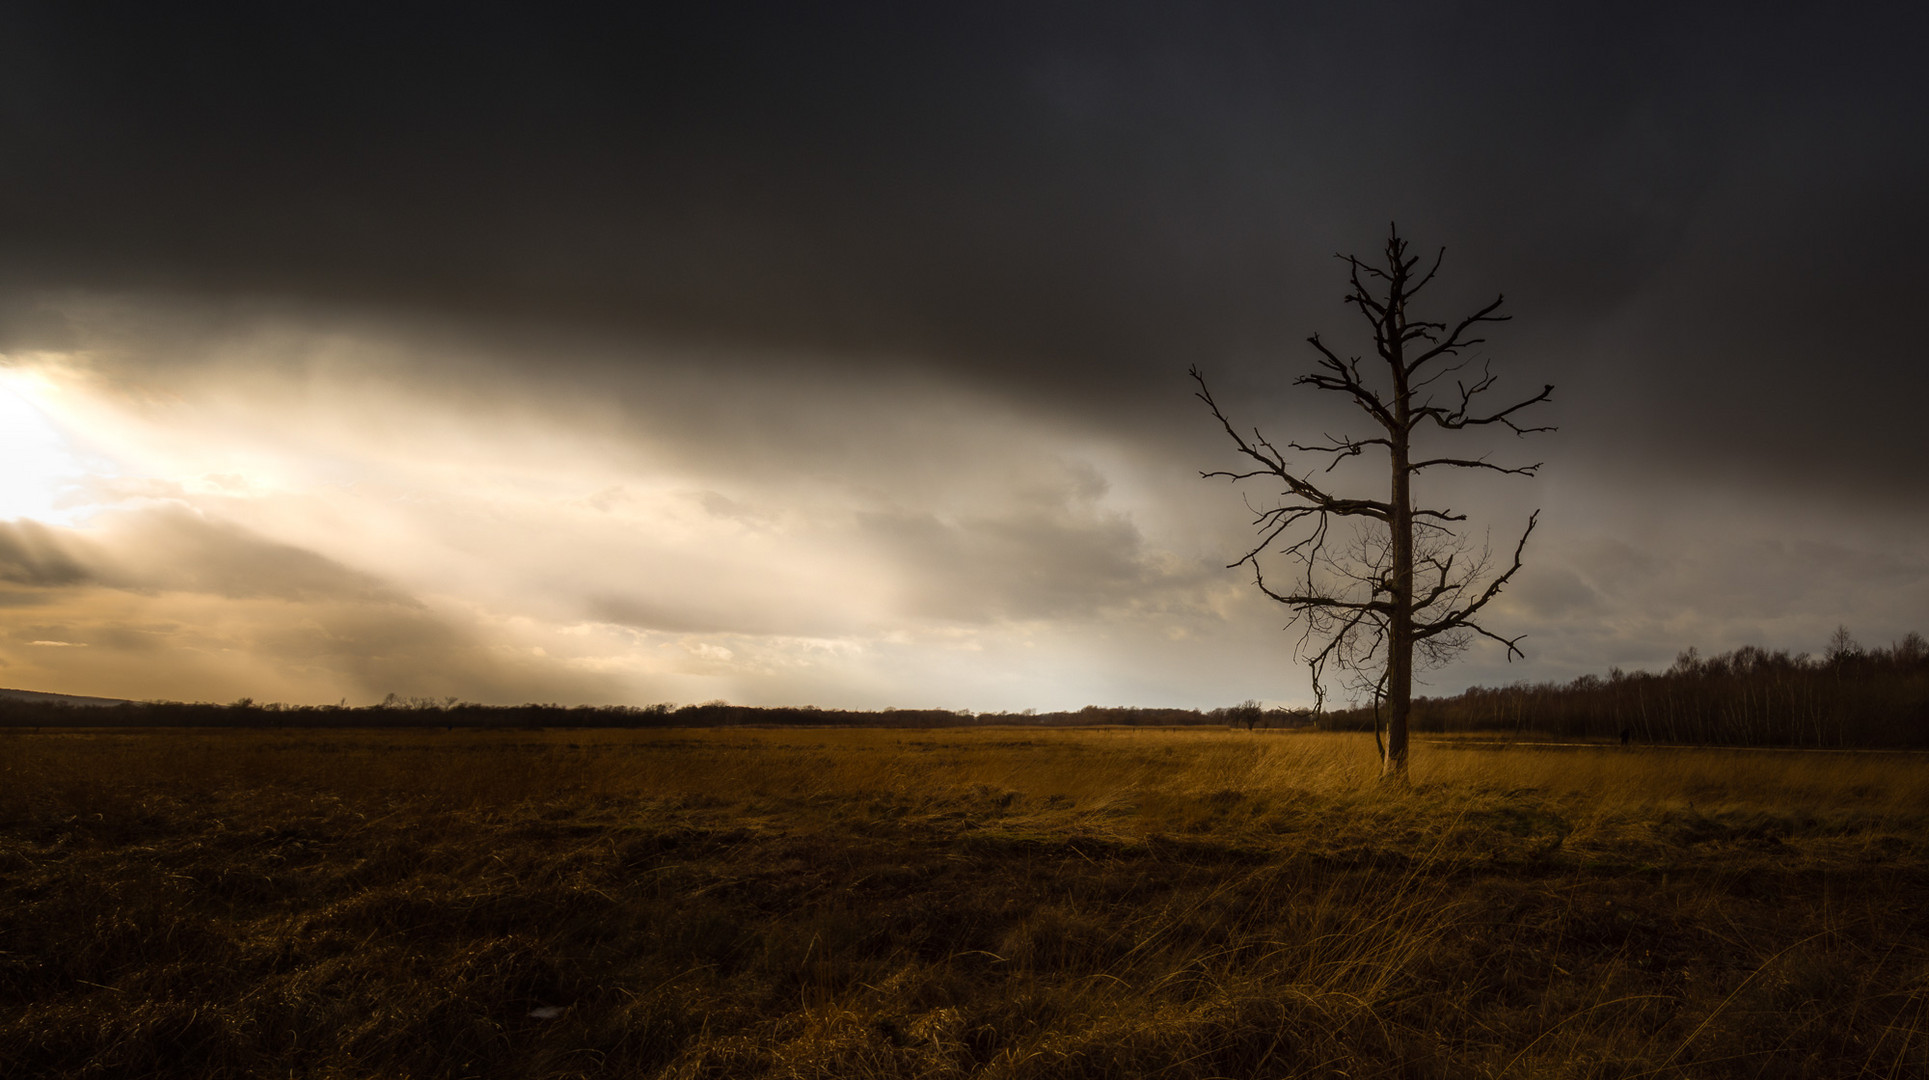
9, 1, 1707, 354
4, 2, 1922, 412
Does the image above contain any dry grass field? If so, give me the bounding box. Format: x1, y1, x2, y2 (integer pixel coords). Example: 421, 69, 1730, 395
4, 726, 1929, 1078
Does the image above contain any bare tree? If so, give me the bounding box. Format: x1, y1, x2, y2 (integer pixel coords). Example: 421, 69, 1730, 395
1192, 225, 1553, 778
1826, 624, 1863, 665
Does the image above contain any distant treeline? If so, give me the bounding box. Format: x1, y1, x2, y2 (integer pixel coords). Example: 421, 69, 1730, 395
1324, 631, 1929, 747
0, 695, 1250, 730
10, 630, 1924, 745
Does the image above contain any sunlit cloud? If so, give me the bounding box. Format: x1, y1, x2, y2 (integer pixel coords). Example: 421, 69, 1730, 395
0, 286, 1921, 713
0, 311, 1281, 708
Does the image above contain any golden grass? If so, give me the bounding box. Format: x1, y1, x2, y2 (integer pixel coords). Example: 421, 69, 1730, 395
4, 727, 1929, 1078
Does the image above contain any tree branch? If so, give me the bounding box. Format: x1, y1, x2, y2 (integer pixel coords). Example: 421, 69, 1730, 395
1405, 295, 1510, 375
1301, 337, 1396, 430
1412, 510, 1540, 657
1409, 456, 1544, 476
1288, 433, 1394, 472
1191, 366, 1392, 520
1412, 365, 1555, 434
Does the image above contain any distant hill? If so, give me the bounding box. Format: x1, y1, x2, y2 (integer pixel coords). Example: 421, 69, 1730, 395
0, 687, 132, 708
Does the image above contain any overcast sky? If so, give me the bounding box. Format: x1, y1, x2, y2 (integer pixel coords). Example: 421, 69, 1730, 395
0, 2, 1923, 709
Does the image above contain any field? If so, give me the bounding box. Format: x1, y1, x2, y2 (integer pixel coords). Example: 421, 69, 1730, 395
5, 728, 1929, 1078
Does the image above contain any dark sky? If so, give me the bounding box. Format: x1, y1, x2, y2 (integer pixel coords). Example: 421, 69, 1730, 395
0, 3, 1923, 707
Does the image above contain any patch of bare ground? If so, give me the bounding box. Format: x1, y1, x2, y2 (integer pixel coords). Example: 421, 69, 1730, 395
3, 728, 1928, 1077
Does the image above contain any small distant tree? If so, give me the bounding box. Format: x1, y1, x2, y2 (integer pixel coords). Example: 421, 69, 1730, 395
1826, 624, 1863, 665
1229, 699, 1266, 731
1193, 225, 1553, 778
1897, 631, 1928, 666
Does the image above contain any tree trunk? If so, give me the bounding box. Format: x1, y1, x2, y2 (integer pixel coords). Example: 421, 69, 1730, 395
1384, 305, 1414, 780
1385, 471, 1413, 776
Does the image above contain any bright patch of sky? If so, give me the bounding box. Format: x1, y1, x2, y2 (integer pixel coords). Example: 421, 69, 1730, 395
0, 362, 113, 525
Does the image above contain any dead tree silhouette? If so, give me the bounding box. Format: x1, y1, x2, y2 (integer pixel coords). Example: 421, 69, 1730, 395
1193, 224, 1553, 778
